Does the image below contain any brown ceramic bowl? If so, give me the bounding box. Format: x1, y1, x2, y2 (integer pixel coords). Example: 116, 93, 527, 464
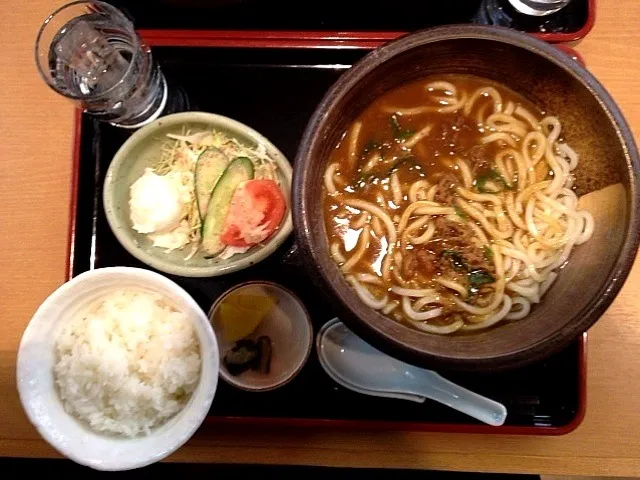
292, 25, 640, 372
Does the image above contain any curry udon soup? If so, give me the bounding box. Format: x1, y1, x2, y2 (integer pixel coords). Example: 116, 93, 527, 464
323, 75, 594, 335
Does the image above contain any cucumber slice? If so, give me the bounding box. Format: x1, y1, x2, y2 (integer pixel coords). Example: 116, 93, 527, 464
202, 157, 254, 256
195, 147, 228, 219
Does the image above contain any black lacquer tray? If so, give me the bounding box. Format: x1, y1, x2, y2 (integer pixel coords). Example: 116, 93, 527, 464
68, 44, 586, 435
107, 0, 595, 43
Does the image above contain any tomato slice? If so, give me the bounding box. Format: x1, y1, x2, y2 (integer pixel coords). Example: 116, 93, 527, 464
221, 179, 286, 247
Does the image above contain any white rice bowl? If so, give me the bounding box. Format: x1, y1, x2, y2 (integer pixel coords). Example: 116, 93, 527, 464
17, 267, 219, 471
54, 289, 202, 437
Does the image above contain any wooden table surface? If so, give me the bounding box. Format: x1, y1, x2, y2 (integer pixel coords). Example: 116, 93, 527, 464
2, 0, 640, 475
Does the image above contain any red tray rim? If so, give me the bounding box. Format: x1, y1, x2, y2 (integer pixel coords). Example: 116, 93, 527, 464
136, 0, 595, 47
65, 35, 588, 436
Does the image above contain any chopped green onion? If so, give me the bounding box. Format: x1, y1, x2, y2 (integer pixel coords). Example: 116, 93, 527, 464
354, 172, 376, 190
441, 249, 468, 271
454, 204, 468, 220
390, 114, 402, 132
361, 140, 380, 156
396, 130, 415, 140
386, 156, 415, 176
476, 169, 514, 193
390, 114, 414, 141
468, 268, 496, 288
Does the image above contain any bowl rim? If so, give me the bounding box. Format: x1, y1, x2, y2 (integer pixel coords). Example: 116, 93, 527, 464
292, 24, 640, 371
208, 280, 314, 392
103, 111, 293, 278
16, 266, 219, 470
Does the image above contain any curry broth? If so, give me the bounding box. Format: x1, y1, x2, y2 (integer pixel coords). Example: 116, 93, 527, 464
324, 74, 549, 328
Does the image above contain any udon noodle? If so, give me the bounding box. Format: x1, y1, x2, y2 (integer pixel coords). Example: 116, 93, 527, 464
323, 75, 594, 334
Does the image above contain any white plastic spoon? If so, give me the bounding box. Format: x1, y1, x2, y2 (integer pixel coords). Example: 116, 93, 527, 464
317, 318, 507, 426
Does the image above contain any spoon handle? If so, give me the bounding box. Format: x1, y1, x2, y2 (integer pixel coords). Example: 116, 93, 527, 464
416, 371, 507, 426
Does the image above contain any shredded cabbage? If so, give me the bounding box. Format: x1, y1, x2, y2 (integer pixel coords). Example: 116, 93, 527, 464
140, 128, 280, 260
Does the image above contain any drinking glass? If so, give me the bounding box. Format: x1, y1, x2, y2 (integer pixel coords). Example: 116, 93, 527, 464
475, 0, 573, 27
35, 1, 167, 128
508, 0, 572, 16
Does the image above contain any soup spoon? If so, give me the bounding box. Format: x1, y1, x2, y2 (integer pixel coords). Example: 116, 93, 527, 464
317, 318, 507, 426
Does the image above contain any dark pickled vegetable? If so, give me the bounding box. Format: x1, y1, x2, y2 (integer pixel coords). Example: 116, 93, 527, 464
223, 339, 259, 376
256, 335, 273, 374
223, 336, 273, 376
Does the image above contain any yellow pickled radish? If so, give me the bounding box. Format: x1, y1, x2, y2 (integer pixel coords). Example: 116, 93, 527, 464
225, 294, 271, 310
217, 294, 276, 342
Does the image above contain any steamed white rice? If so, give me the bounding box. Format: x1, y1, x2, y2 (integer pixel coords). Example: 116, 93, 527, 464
54, 289, 201, 437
